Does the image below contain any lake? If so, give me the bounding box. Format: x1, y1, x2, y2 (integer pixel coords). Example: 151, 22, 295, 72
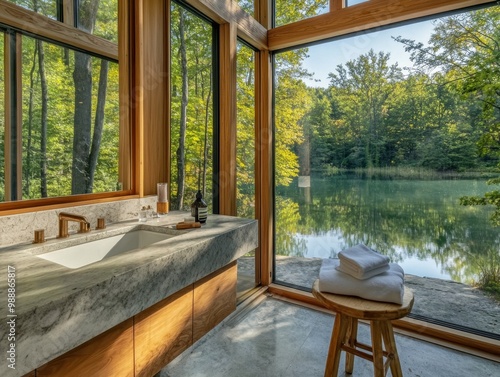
275, 175, 500, 285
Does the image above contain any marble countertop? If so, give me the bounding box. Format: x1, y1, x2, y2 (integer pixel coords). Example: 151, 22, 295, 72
0, 211, 258, 376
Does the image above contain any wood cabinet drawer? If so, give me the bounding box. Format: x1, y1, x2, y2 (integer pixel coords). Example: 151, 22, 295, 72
134, 285, 193, 377
193, 261, 237, 343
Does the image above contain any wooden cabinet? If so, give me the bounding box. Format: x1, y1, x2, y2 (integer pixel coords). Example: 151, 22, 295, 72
32, 263, 237, 376
134, 286, 193, 377
36, 318, 134, 377
193, 261, 237, 343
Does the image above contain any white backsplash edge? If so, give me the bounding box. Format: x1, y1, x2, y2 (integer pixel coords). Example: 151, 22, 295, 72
0, 196, 157, 248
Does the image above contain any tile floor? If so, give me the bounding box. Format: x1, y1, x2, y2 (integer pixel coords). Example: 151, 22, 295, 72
160, 296, 500, 377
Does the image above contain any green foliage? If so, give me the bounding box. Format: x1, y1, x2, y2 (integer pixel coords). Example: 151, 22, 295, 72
236, 42, 256, 219
170, 3, 214, 210
275, 0, 329, 27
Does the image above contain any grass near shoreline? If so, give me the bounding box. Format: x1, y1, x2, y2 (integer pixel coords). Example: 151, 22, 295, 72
320, 165, 499, 180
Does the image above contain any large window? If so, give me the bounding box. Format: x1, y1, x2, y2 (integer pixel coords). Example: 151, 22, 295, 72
170, 1, 215, 212
0, 0, 122, 205
274, 7, 500, 338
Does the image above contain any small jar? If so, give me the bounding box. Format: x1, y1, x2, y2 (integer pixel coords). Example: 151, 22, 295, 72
190, 190, 207, 223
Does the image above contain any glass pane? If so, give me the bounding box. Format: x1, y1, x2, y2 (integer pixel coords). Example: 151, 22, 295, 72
236, 42, 256, 219
346, 0, 369, 6
5, 0, 58, 19
236, 41, 257, 297
170, 2, 214, 212
274, 0, 329, 27
78, 0, 118, 43
20, 35, 120, 199
235, 0, 254, 16
274, 7, 500, 338
0, 32, 4, 201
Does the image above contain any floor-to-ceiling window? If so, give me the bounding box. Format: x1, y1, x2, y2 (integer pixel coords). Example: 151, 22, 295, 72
236, 39, 258, 297
170, 1, 216, 212
273, 6, 500, 339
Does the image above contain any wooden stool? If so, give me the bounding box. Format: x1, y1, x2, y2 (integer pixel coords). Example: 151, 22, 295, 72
312, 280, 414, 377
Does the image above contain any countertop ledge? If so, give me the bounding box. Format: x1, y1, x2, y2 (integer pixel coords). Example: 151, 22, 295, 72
0, 212, 258, 377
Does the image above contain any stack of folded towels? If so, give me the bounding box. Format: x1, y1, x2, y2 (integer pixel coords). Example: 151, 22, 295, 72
318, 244, 405, 304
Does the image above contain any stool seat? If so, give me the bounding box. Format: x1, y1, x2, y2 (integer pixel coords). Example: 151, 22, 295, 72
312, 279, 414, 377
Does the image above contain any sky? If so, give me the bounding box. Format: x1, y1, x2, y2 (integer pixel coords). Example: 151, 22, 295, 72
301, 18, 437, 88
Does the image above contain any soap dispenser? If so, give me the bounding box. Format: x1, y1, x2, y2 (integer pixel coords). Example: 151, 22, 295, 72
191, 190, 208, 223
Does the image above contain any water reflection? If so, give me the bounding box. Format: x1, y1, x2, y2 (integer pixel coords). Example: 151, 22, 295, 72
275, 175, 500, 285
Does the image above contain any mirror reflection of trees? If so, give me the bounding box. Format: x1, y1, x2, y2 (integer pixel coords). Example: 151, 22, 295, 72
276, 177, 500, 286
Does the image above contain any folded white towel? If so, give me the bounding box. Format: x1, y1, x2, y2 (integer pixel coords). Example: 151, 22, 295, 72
336, 263, 390, 280
318, 258, 405, 304
338, 244, 390, 274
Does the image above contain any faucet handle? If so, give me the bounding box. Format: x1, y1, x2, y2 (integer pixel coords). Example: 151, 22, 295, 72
96, 217, 106, 230
79, 222, 91, 233
33, 229, 45, 244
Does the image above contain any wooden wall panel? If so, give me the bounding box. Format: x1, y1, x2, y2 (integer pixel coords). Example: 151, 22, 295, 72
133, 0, 169, 197
219, 22, 238, 216
256, 49, 273, 286
134, 286, 193, 377
193, 261, 237, 343
36, 319, 134, 377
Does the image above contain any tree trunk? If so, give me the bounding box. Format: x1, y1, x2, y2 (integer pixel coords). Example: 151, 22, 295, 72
176, 8, 188, 209
72, 51, 93, 194
26, 41, 38, 198
86, 59, 108, 193
202, 74, 212, 198
38, 39, 48, 198
71, 0, 100, 194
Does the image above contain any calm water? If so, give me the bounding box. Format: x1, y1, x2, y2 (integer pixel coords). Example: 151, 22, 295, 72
275, 175, 500, 284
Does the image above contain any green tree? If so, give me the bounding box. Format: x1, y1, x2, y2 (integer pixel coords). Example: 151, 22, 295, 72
170, 3, 214, 210
395, 7, 500, 224
328, 49, 403, 168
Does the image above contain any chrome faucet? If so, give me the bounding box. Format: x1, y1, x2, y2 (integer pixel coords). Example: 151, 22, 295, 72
58, 212, 91, 238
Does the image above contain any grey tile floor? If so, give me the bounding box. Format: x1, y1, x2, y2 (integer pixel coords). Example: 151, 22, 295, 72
160, 296, 500, 377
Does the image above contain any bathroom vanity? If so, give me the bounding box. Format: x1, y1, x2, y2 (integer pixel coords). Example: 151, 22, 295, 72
0, 212, 258, 377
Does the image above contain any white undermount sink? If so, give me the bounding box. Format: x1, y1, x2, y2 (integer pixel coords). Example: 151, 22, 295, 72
37, 230, 173, 269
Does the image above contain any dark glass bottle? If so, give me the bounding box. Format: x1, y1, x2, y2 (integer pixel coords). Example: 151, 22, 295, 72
191, 190, 208, 223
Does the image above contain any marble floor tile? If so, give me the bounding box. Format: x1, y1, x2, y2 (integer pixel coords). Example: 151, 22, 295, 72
160, 297, 500, 377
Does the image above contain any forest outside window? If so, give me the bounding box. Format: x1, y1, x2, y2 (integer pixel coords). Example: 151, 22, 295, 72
0, 0, 123, 206
273, 6, 500, 339
170, 1, 215, 212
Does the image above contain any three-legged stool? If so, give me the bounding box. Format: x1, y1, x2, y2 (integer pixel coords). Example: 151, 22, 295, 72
312, 280, 414, 377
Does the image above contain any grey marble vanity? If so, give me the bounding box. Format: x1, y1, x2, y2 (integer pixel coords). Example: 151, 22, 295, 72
0, 211, 258, 377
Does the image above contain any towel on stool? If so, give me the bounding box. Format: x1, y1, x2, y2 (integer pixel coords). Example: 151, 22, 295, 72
338, 244, 390, 276
319, 258, 405, 304
336, 263, 390, 280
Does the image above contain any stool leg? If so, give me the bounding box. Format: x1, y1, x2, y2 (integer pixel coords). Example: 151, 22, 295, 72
370, 321, 384, 377
381, 321, 403, 377
325, 313, 349, 377
345, 318, 358, 374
